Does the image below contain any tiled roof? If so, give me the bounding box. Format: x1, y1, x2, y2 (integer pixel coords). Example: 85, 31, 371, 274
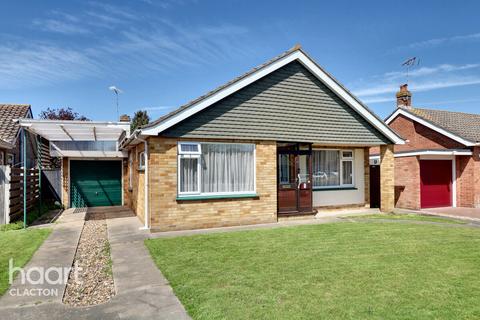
141, 46, 301, 130
0, 104, 31, 144
409, 107, 480, 143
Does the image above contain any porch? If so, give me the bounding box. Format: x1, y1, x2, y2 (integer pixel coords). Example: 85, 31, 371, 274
276, 142, 395, 217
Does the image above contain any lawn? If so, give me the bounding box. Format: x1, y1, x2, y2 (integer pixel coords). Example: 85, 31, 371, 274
146, 221, 480, 320
0, 228, 52, 295
344, 213, 467, 224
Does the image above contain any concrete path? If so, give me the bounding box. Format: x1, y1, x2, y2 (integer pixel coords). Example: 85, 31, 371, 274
420, 207, 480, 221
0, 206, 378, 319
0, 207, 190, 320
0, 208, 85, 307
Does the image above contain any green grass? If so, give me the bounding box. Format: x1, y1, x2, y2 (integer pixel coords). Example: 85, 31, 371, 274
0, 228, 51, 295
146, 222, 480, 320
346, 213, 467, 224
102, 242, 113, 276
0, 202, 61, 231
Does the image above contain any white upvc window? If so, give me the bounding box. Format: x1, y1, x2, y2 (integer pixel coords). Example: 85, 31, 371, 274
128, 152, 133, 189
138, 151, 145, 170
177, 142, 256, 197
312, 149, 354, 189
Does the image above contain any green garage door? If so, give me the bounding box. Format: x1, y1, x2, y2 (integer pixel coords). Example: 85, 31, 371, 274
70, 160, 122, 207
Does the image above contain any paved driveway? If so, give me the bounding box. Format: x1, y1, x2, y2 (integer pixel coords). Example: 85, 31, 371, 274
422, 207, 480, 220
0, 207, 190, 320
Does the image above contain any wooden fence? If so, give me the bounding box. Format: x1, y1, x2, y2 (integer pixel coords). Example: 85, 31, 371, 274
0, 167, 40, 224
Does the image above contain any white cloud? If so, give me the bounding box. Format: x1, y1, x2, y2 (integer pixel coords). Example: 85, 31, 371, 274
398, 32, 480, 50
0, 43, 99, 88
33, 18, 90, 34
353, 62, 480, 99
1, 8, 252, 89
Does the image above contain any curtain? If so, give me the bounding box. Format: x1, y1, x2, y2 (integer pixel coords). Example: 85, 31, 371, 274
312, 150, 340, 187
201, 144, 255, 193
342, 160, 353, 185
179, 157, 198, 192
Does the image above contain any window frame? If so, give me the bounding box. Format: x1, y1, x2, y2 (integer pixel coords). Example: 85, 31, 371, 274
128, 152, 133, 190
177, 141, 257, 198
138, 151, 145, 171
6, 153, 14, 166
312, 148, 355, 190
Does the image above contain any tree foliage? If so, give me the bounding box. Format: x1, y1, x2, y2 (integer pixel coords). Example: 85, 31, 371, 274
131, 110, 150, 131
39, 107, 89, 121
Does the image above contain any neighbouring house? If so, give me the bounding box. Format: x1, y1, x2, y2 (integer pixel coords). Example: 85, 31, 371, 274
371, 84, 480, 210
0, 104, 34, 166
18, 46, 404, 231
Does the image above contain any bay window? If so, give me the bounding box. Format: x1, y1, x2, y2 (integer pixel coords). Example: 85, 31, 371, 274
312, 149, 354, 188
178, 142, 255, 197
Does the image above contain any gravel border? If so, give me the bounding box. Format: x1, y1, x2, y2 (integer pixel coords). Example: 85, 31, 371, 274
63, 211, 115, 306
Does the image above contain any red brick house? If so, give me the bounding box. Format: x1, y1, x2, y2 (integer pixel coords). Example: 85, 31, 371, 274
372, 84, 480, 210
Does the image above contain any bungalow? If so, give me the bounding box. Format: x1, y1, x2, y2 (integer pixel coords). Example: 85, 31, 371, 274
18, 46, 403, 231
371, 84, 480, 210
120, 46, 403, 231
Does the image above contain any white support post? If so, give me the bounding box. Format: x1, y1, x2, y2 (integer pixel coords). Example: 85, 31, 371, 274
452, 157, 457, 207
4, 165, 10, 224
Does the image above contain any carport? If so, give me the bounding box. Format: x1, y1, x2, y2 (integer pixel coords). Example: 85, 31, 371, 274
18, 119, 130, 208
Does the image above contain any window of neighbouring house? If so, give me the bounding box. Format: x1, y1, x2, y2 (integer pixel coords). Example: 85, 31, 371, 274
6, 153, 14, 166
178, 142, 255, 196
312, 149, 354, 188
138, 151, 145, 170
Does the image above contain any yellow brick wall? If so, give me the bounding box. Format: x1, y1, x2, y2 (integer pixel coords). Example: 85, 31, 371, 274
380, 144, 395, 212
126, 143, 145, 224
147, 137, 277, 231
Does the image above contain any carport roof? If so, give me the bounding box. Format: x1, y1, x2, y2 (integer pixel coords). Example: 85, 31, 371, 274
17, 119, 130, 141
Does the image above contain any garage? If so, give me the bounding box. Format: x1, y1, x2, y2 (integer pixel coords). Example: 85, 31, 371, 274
70, 160, 122, 207
420, 160, 452, 208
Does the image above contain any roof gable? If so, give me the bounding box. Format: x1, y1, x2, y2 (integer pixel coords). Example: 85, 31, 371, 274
385, 108, 477, 146
162, 61, 392, 145
140, 47, 403, 145
0, 104, 32, 144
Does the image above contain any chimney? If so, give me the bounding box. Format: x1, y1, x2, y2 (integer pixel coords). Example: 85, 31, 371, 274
396, 84, 412, 108
119, 114, 130, 122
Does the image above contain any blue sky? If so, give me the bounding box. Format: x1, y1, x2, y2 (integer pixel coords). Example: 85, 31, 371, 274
1, 0, 480, 121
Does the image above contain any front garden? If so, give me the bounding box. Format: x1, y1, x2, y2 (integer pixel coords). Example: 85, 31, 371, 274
146, 217, 480, 319
0, 228, 51, 295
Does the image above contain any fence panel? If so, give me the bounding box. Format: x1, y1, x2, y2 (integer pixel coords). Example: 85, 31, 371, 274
9, 167, 39, 222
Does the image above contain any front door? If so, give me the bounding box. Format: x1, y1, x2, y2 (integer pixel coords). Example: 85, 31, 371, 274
277, 144, 313, 213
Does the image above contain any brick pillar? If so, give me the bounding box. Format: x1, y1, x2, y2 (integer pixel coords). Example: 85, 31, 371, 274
473, 147, 480, 208
380, 144, 394, 212
364, 147, 370, 208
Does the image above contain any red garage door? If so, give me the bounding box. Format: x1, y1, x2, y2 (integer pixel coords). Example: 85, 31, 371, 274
420, 160, 452, 208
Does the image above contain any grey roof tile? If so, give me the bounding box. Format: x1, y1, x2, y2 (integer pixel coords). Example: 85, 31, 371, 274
408, 107, 480, 143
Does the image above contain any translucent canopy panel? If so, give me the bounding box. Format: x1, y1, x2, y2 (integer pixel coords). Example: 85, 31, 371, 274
18, 119, 130, 141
